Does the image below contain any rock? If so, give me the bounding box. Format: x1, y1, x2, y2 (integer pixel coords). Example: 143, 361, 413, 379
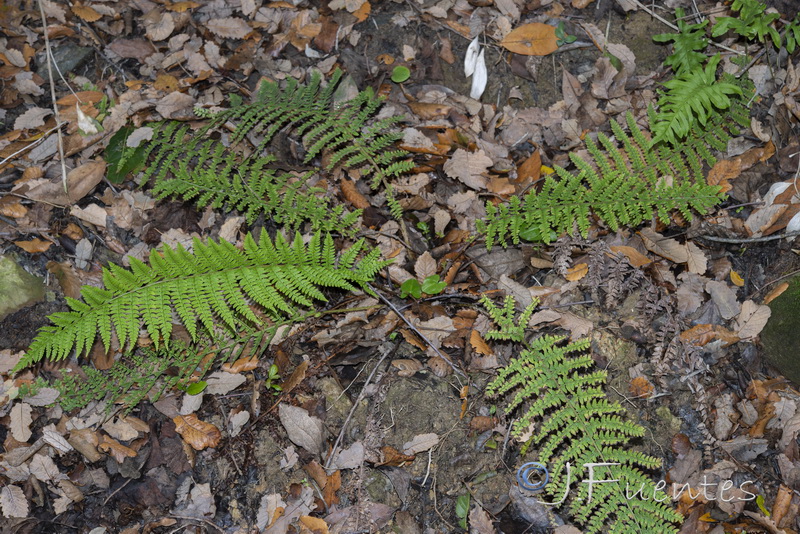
761, 276, 800, 385
0, 256, 45, 321
37, 44, 93, 79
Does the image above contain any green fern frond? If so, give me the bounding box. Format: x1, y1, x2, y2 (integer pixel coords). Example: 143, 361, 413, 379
651, 54, 742, 146
653, 8, 709, 76
483, 296, 682, 533
477, 112, 725, 249
13, 232, 389, 372
146, 69, 412, 223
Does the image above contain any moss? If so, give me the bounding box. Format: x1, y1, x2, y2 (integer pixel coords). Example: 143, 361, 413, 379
761, 276, 800, 385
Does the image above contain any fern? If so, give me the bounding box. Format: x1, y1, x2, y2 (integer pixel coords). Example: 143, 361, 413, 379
477, 112, 725, 249
650, 54, 743, 146
13, 232, 389, 372
482, 296, 682, 534
653, 8, 709, 76
143, 69, 413, 225
711, 0, 781, 48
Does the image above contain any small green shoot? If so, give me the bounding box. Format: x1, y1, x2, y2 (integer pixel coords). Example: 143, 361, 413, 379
421, 275, 446, 295
265, 363, 282, 394
555, 22, 576, 46
401, 275, 447, 299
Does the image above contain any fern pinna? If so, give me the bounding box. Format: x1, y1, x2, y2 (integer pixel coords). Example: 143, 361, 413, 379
13, 232, 388, 372
478, 112, 725, 249
482, 296, 682, 533
143, 69, 413, 224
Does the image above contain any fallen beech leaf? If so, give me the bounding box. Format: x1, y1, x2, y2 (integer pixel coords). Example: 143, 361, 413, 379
572, 0, 595, 7
353, 1, 370, 22
376, 445, 415, 467
72, 4, 102, 22
685, 241, 707, 275
278, 360, 309, 394
415, 251, 437, 280
14, 107, 52, 130
14, 238, 52, 253
516, 150, 541, 183
565, 262, 588, 281
500, 23, 558, 56
300, 516, 330, 533
10, 403, 32, 442
167, 1, 200, 12
735, 300, 771, 339
707, 159, 741, 193
609, 245, 651, 267
629, 376, 654, 398
143, 9, 174, 41
392, 358, 423, 377
764, 282, 789, 304
0, 485, 28, 518
680, 324, 740, 347
443, 149, 492, 190
470, 330, 493, 355
403, 433, 440, 454
221, 355, 259, 373
638, 228, 689, 263
730, 270, 745, 287
340, 179, 369, 209
173, 414, 222, 450
207, 17, 252, 39
408, 102, 451, 120
772, 484, 793, 526
98, 435, 137, 462
278, 403, 325, 455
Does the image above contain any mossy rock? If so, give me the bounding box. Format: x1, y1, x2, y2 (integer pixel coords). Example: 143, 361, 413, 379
761, 275, 800, 385
0, 256, 44, 321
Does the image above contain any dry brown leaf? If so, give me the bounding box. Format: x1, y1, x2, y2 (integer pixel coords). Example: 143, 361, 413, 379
14, 107, 52, 130
376, 445, 415, 467
173, 414, 222, 450
565, 262, 588, 281
143, 10, 174, 41
730, 270, 745, 287
207, 17, 252, 39
765, 282, 789, 304
685, 241, 707, 275
0, 198, 27, 218
10, 403, 32, 442
707, 159, 741, 193
221, 355, 259, 374
609, 245, 651, 267
629, 376, 654, 398
98, 435, 137, 463
340, 179, 369, 209
516, 150, 541, 183
680, 324, 740, 347
638, 228, 689, 263
353, 1, 371, 22
735, 300, 771, 339
414, 251, 437, 280
154, 74, 179, 92
572, 0, 595, 6
72, 4, 102, 21
278, 360, 308, 394
392, 358, 423, 377
167, 1, 200, 12
488, 176, 515, 196
156, 91, 194, 119
21, 160, 105, 206
300, 515, 330, 533
469, 330, 493, 355
408, 102, 451, 120
443, 148, 492, 190
0, 485, 28, 518
772, 484, 793, 527
500, 23, 558, 56
14, 238, 52, 253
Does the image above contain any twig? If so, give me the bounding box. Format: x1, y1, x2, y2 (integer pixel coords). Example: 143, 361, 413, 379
37, 0, 69, 192
324, 342, 394, 470
367, 282, 467, 378
0, 122, 66, 167
696, 231, 800, 243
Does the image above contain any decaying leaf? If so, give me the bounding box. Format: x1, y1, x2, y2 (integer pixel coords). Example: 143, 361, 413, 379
10, 402, 33, 442
443, 148, 492, 190
98, 435, 137, 462
173, 414, 222, 450
565, 262, 588, 281
0, 485, 28, 518
278, 403, 325, 455
207, 17, 252, 39
735, 300, 771, 339
638, 228, 689, 263
470, 330, 493, 355
500, 23, 558, 56
392, 358, 423, 377
403, 433, 439, 455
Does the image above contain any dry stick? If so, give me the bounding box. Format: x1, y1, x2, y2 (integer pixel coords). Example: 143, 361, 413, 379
0, 122, 66, 167
37, 0, 69, 192
367, 282, 467, 378
324, 343, 394, 471
697, 231, 800, 243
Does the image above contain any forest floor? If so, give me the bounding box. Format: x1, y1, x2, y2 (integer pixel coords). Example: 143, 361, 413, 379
2, 0, 800, 533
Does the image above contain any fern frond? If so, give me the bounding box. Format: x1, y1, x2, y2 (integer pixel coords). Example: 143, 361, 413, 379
146, 69, 411, 222
13, 232, 390, 372
477, 112, 725, 249
652, 8, 709, 76
483, 296, 682, 533
651, 54, 742, 146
